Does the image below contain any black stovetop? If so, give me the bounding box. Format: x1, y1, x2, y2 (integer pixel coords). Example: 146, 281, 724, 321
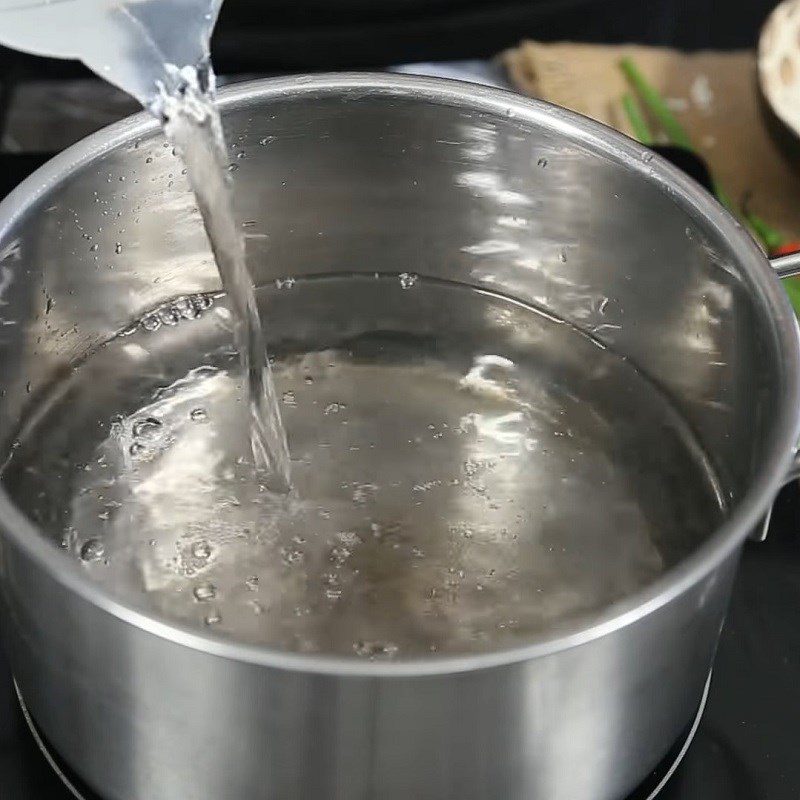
0, 143, 799, 800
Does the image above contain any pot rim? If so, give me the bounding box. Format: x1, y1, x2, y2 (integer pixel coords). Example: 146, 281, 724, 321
0, 72, 798, 678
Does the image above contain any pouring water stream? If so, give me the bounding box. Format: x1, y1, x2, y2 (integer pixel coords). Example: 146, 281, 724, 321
0, 0, 292, 491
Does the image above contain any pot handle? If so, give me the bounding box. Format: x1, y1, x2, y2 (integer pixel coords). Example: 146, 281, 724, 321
772, 251, 800, 279
752, 253, 800, 541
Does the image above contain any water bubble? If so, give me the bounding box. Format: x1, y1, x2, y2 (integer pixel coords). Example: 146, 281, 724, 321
463, 459, 480, 477
275, 277, 295, 290
537, 157, 548, 168
227, 163, 239, 173
145, 156, 153, 164
412, 479, 442, 492
323, 402, 345, 415
259, 136, 275, 146
449, 521, 474, 540
353, 640, 399, 659
304, 375, 314, 385
191, 540, 211, 560
559, 250, 567, 263
249, 600, 264, 615
236, 151, 246, 159
189, 407, 208, 423
158, 307, 181, 326
281, 390, 297, 407
449, 567, 466, 580
321, 572, 342, 601
281, 546, 305, 566
641, 151, 654, 163
193, 582, 217, 602
352, 483, 378, 506
114, 243, 123, 254
245, 575, 259, 591
79, 538, 105, 562
141, 314, 161, 332
174, 297, 200, 320
129, 442, 146, 457
193, 294, 213, 311
337, 531, 362, 547
132, 417, 162, 439
329, 546, 351, 566
204, 610, 222, 626
399, 272, 418, 290
89, 244, 99, 252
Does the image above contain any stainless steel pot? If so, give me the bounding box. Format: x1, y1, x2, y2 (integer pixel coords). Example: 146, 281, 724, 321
0, 74, 798, 800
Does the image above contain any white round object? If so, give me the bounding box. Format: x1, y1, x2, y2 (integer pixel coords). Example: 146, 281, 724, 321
759, 0, 800, 136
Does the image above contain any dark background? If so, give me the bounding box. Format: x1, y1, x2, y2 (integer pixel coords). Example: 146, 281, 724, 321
0, 0, 786, 78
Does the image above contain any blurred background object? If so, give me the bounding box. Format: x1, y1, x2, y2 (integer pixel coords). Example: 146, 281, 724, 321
0, 0, 787, 152
759, 0, 800, 139
506, 42, 800, 261
0, 0, 785, 152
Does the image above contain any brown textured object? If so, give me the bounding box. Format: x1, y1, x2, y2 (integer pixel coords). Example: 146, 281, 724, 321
505, 41, 800, 240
